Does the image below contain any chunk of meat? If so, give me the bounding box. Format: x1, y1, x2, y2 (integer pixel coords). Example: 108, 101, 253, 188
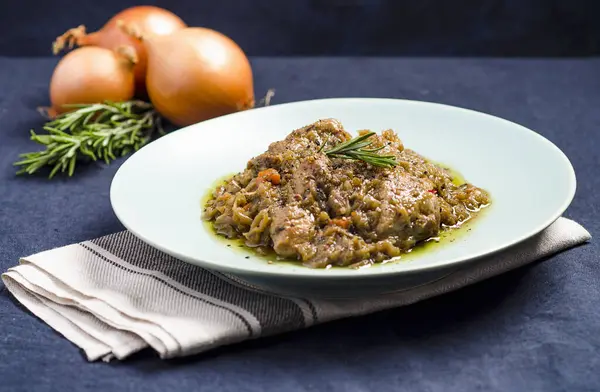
269, 206, 316, 260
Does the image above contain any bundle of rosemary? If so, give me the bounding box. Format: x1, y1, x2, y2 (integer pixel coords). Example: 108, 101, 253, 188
14, 101, 164, 178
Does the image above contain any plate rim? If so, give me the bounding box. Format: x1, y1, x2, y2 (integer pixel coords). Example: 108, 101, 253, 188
110, 97, 577, 279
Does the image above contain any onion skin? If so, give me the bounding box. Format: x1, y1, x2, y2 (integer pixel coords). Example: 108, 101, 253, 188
49, 46, 136, 116
53, 6, 186, 96
144, 27, 255, 127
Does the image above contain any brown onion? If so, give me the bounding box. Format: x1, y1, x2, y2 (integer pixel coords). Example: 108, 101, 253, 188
52, 6, 187, 96
48, 46, 136, 117
138, 27, 254, 127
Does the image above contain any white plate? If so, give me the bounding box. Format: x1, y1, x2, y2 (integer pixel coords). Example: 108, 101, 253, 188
110, 98, 576, 297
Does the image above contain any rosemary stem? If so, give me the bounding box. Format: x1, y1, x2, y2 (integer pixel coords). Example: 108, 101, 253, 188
324, 132, 397, 168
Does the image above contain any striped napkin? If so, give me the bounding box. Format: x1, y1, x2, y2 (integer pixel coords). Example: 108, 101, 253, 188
2, 217, 590, 362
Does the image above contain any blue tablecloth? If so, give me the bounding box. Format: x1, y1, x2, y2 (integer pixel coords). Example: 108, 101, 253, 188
0, 57, 598, 392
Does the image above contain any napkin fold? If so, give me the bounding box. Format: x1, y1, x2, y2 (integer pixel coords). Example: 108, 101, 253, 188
2, 217, 590, 362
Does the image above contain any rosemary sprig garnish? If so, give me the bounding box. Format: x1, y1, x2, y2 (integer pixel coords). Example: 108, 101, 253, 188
324, 131, 397, 168
14, 101, 164, 178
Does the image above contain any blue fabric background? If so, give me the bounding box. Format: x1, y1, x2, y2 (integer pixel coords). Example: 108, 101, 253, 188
1, 0, 600, 56
0, 56, 598, 391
